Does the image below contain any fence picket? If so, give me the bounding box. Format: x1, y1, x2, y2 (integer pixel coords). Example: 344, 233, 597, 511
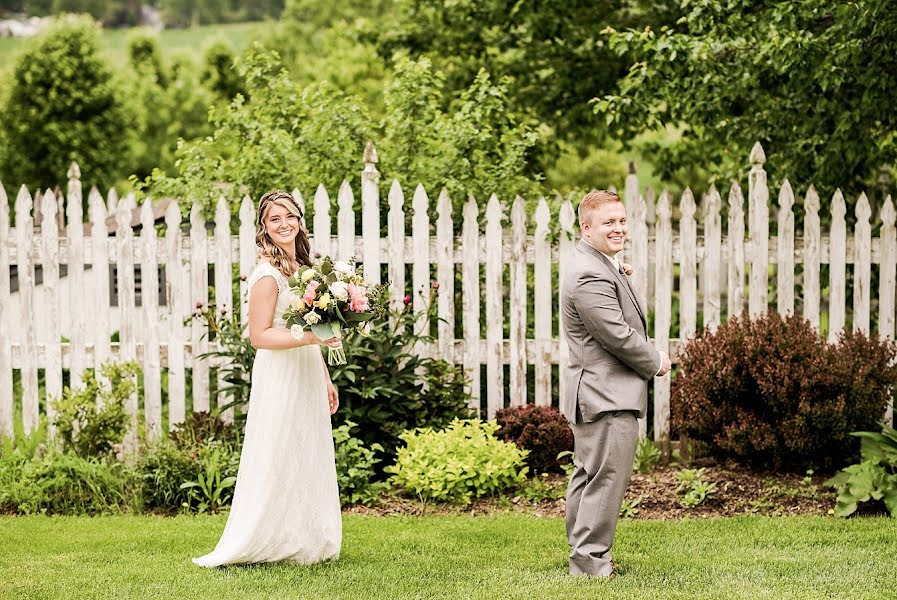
0, 183, 10, 436
15, 187, 38, 432
165, 201, 186, 427
680, 188, 697, 342
116, 196, 138, 450
829, 189, 847, 340
214, 196, 233, 423
881, 196, 896, 425
88, 188, 111, 383
412, 185, 430, 315
190, 203, 209, 413
66, 164, 87, 390
654, 191, 673, 445
337, 180, 354, 263
313, 185, 331, 260
387, 181, 406, 311
854, 193, 872, 333
140, 198, 162, 439
40, 190, 62, 423
461, 197, 481, 411
509, 197, 527, 407
727, 183, 745, 318
803, 186, 821, 329
777, 179, 796, 316
436, 190, 454, 360
703, 185, 722, 331
485, 195, 504, 417
361, 142, 381, 285
557, 198, 576, 404
534, 197, 551, 407
238, 195, 256, 324
749, 143, 769, 315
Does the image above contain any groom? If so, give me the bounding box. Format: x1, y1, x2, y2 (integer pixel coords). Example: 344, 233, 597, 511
561, 189, 670, 577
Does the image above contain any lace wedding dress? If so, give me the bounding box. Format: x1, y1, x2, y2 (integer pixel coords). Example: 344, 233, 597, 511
193, 261, 342, 568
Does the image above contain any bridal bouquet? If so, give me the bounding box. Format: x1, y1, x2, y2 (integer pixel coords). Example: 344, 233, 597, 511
283, 257, 386, 365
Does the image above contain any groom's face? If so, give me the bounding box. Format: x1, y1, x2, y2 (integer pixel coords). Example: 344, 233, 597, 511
584, 201, 627, 256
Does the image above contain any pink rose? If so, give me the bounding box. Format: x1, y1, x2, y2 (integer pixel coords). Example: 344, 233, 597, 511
348, 284, 370, 313
302, 281, 320, 305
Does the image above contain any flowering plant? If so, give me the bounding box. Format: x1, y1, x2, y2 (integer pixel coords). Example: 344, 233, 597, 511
283, 257, 387, 364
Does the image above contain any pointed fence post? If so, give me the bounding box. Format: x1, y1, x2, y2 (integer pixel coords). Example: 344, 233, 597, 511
509, 196, 527, 407
115, 195, 138, 451
727, 183, 745, 318
461, 197, 481, 412
337, 181, 355, 263
66, 163, 87, 390
654, 191, 673, 450
748, 142, 769, 316
313, 185, 331, 260
387, 181, 406, 312
534, 197, 552, 407
829, 189, 847, 340
238, 195, 256, 324
880, 195, 896, 425
165, 200, 186, 428
0, 182, 11, 436
40, 190, 62, 431
703, 185, 722, 331
361, 142, 381, 284
485, 195, 504, 417
140, 198, 162, 440
679, 188, 697, 343
803, 186, 821, 329
777, 179, 795, 316
853, 193, 872, 333
436, 190, 454, 361
190, 202, 209, 413
89, 188, 111, 385
214, 196, 233, 423
558, 197, 576, 404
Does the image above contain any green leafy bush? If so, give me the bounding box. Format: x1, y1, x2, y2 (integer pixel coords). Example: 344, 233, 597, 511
3, 452, 134, 515
170, 410, 239, 450
673, 313, 897, 471
0, 14, 133, 190
385, 419, 529, 505
494, 404, 573, 474
328, 301, 473, 459
827, 425, 897, 517
675, 468, 717, 508
333, 421, 386, 506
179, 445, 238, 514
633, 437, 661, 474
50, 361, 140, 458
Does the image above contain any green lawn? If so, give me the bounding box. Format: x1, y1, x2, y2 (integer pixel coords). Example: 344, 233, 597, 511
0, 515, 894, 599
0, 22, 268, 71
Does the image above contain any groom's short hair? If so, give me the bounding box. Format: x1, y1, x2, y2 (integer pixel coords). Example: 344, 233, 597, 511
578, 189, 622, 226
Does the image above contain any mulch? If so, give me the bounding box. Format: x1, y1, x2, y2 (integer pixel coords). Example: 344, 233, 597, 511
345, 462, 840, 519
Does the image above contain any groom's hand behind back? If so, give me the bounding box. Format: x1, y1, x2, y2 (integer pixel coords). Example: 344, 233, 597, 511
656, 351, 671, 377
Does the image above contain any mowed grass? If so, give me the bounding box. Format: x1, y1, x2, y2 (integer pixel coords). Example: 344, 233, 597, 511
0, 21, 268, 72
0, 515, 895, 599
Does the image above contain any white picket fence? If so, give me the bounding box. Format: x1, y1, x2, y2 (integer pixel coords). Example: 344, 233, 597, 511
1, 142, 894, 449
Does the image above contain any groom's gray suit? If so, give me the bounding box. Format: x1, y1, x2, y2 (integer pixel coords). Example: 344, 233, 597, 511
561, 240, 661, 576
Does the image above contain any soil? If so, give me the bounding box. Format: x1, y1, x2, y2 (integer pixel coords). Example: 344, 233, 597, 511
345, 462, 841, 520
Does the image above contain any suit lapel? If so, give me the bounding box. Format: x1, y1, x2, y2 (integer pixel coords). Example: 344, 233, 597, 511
580, 241, 646, 327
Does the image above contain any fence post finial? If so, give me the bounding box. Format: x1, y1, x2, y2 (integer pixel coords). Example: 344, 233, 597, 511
67, 162, 81, 180
750, 141, 766, 165
363, 141, 379, 166
628, 160, 636, 175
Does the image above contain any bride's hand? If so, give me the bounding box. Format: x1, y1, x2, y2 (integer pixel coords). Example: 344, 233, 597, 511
302, 331, 342, 348
327, 382, 339, 415
320, 336, 342, 349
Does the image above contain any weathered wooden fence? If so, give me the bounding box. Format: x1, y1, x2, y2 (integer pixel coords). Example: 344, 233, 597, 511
1, 142, 895, 449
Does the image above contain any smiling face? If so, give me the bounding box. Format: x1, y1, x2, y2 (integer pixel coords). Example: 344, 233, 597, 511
262, 200, 301, 253
582, 200, 627, 256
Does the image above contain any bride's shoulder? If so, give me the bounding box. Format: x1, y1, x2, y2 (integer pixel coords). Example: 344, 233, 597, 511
248, 260, 286, 291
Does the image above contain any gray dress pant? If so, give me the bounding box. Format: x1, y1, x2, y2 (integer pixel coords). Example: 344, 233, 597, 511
565, 409, 639, 576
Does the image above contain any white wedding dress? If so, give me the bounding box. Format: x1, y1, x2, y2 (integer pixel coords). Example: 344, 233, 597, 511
193, 261, 342, 568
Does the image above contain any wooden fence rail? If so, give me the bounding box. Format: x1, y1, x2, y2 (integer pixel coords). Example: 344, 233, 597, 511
1, 142, 894, 449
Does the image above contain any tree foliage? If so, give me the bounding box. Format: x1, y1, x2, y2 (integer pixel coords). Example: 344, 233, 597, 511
0, 15, 133, 191
597, 0, 897, 194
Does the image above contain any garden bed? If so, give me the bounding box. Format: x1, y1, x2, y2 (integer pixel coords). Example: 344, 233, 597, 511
346, 464, 839, 519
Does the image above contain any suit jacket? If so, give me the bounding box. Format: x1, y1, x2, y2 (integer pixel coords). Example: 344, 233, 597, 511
561, 241, 661, 422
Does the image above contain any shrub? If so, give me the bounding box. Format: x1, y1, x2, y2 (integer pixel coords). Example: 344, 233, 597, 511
333, 421, 386, 506
495, 405, 573, 474
328, 299, 473, 459
633, 437, 661, 474
169, 411, 239, 450
50, 361, 140, 458
4, 452, 134, 515
0, 14, 133, 190
385, 419, 529, 505
826, 425, 897, 517
672, 313, 897, 471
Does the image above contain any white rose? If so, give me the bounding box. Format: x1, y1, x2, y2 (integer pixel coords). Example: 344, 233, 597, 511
329, 281, 349, 301
304, 311, 321, 325
333, 261, 352, 274
290, 324, 304, 340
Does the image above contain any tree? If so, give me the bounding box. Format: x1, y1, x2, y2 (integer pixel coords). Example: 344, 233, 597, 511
0, 15, 133, 191
597, 0, 897, 195
201, 40, 246, 102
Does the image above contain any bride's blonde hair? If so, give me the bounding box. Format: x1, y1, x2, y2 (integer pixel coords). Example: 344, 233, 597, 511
255, 190, 312, 278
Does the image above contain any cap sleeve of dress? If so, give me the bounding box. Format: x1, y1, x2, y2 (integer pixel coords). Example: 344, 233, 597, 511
247, 262, 287, 298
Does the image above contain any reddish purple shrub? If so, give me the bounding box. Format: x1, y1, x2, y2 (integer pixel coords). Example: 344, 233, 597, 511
495, 405, 573, 474
672, 312, 897, 471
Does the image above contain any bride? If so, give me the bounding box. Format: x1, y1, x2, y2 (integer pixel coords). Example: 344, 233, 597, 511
193, 190, 343, 568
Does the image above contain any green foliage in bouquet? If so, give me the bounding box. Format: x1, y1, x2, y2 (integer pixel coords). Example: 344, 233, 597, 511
385, 419, 529, 505
329, 297, 473, 459
827, 425, 897, 518
333, 421, 386, 506
51, 361, 140, 458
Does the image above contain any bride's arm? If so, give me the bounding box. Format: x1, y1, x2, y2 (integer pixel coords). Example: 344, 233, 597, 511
248, 277, 328, 350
